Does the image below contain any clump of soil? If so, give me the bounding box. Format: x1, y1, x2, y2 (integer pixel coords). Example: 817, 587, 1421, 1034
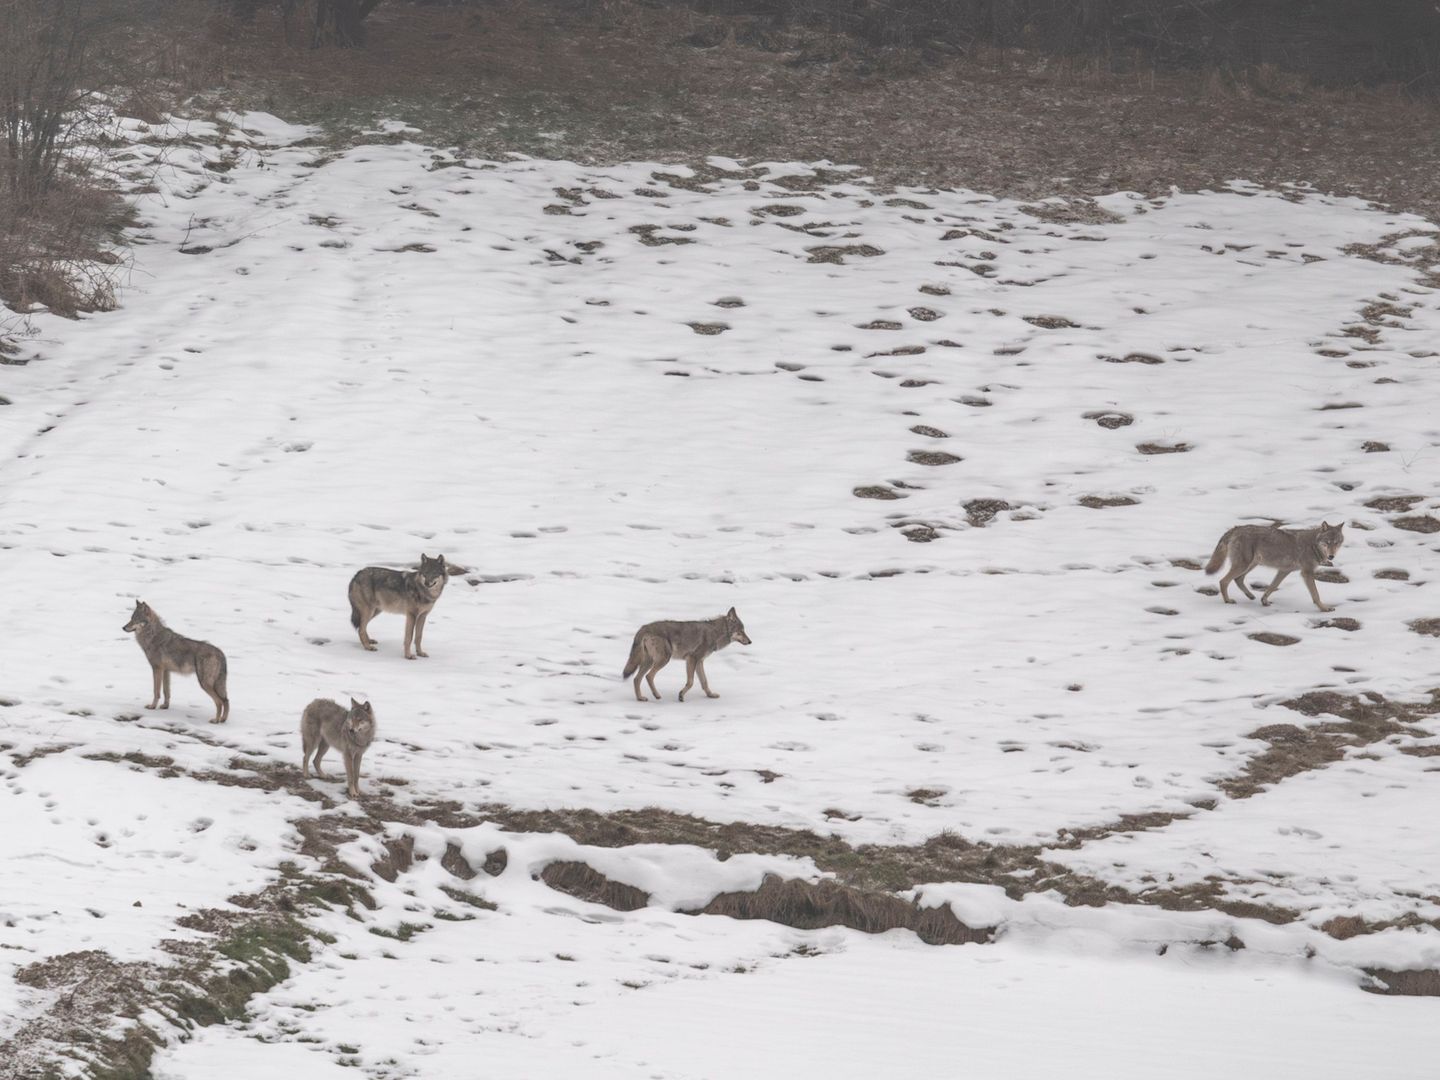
1137, 442, 1191, 455
1409, 619, 1440, 637
908, 450, 961, 466
1393, 515, 1440, 533
1363, 495, 1422, 512
1080, 495, 1139, 508
910, 424, 949, 438
964, 498, 1012, 525
692, 874, 991, 946
1249, 632, 1300, 646
1105, 352, 1164, 364
1362, 441, 1391, 452
1083, 410, 1133, 429
854, 485, 904, 500
1024, 314, 1080, 329
1311, 617, 1361, 631
540, 860, 650, 911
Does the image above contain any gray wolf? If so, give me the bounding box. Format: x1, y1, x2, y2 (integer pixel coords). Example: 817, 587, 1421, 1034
122, 601, 230, 723
348, 554, 448, 659
622, 607, 752, 702
1204, 521, 1345, 611
301, 697, 377, 798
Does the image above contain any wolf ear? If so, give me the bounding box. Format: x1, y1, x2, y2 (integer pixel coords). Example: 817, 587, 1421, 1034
350, 697, 360, 709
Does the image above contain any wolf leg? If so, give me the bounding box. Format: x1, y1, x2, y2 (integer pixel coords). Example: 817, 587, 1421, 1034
679, 656, 697, 702
696, 658, 720, 699
413, 609, 431, 658
161, 669, 172, 709
147, 666, 162, 709
403, 612, 417, 660
1300, 569, 1334, 612
1260, 569, 1292, 607
356, 608, 378, 652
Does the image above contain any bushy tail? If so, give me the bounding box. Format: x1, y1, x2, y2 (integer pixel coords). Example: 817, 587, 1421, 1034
1204, 528, 1235, 575
622, 633, 644, 678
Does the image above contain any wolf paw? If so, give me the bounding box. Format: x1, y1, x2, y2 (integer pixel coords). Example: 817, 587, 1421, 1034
145, 703, 158, 710
363, 643, 378, 652
1317, 605, 1335, 613
415, 650, 428, 658
705, 692, 720, 699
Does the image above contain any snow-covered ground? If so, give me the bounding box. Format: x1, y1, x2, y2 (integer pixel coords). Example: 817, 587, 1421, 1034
2, 110, 1439, 1075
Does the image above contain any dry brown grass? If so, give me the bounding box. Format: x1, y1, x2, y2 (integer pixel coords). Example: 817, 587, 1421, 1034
695, 874, 992, 945
189, 1, 1440, 222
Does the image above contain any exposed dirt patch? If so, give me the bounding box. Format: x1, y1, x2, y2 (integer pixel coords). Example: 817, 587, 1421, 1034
540, 860, 651, 911
853, 485, 904, 500
1023, 314, 1080, 329
1374, 568, 1411, 580
806, 244, 884, 264
909, 424, 948, 438
1218, 690, 1440, 799
1362, 441, 1391, 452
1311, 617, 1361, 631
1136, 442, 1192, 455
1393, 515, 1440, 533
1364, 969, 1440, 997
1249, 632, 1300, 647
964, 499, 1012, 526
1409, 619, 1440, 637
907, 450, 962, 466
1364, 495, 1423, 512
1105, 352, 1164, 365
1079, 495, 1139, 509
1083, 410, 1134, 429
692, 875, 990, 946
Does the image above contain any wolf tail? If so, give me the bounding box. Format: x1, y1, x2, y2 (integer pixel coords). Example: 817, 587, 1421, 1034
348, 578, 363, 628
1204, 528, 1235, 575
621, 632, 644, 678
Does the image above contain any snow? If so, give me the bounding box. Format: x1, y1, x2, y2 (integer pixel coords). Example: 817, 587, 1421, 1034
1, 109, 1438, 1073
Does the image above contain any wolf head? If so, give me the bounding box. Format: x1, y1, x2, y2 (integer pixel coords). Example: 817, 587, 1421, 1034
347, 698, 377, 741
1316, 522, 1345, 565
123, 600, 157, 634
419, 553, 447, 591
725, 607, 752, 646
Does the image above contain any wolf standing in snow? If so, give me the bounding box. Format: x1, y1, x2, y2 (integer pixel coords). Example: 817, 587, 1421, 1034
301, 697, 376, 798
348, 554, 448, 659
622, 607, 752, 702
1204, 522, 1345, 611
122, 601, 230, 723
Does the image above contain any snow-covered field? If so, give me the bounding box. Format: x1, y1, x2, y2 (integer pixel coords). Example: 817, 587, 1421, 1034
2, 110, 1439, 1076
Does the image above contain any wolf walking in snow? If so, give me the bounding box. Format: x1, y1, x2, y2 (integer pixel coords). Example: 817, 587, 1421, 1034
122, 601, 230, 723
348, 554, 448, 659
301, 697, 377, 798
622, 607, 752, 702
1204, 522, 1345, 611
